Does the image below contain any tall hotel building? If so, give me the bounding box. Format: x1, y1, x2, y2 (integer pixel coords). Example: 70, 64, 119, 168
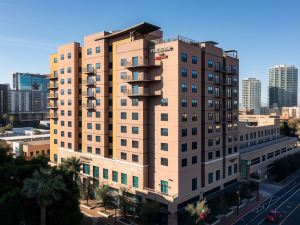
48, 22, 239, 224
242, 78, 261, 114
268, 65, 298, 108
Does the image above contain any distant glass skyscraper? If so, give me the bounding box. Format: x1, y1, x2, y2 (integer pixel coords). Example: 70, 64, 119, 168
268, 65, 298, 108
242, 78, 261, 114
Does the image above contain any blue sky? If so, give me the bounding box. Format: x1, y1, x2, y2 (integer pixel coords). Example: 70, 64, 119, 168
0, 0, 299, 105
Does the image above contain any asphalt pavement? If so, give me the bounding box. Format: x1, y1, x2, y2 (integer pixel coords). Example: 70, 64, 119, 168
233, 179, 300, 225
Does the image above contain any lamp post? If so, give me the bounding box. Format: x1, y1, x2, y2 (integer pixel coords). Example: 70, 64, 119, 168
236, 190, 240, 216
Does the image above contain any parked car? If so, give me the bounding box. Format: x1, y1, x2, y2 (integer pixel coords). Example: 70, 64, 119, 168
265, 210, 281, 222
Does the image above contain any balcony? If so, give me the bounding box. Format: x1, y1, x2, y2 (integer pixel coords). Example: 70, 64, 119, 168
83, 91, 96, 98
47, 93, 58, 99
82, 79, 96, 86
47, 112, 58, 119
48, 73, 58, 79
48, 83, 58, 89
122, 74, 162, 83
124, 59, 162, 70
82, 102, 95, 110
82, 67, 95, 74
47, 102, 58, 109
125, 88, 162, 97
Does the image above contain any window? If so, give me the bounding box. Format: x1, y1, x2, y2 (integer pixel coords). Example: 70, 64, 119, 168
208, 125, 213, 133
181, 143, 187, 152
181, 113, 187, 122
132, 140, 139, 148
234, 164, 238, 173
96, 136, 101, 142
181, 83, 187, 92
208, 73, 213, 81
192, 127, 197, 135
87, 48, 92, 55
181, 158, 187, 167
160, 180, 168, 194
208, 112, 213, 120
192, 84, 197, 93
132, 126, 139, 134
192, 70, 197, 78
112, 171, 118, 182
121, 152, 127, 160
121, 139, 127, 147
161, 143, 168, 151
208, 152, 213, 160
121, 99, 127, 106
192, 178, 197, 191
181, 99, 187, 107
87, 123, 92, 129
132, 98, 139, 106
192, 99, 197, 107
133, 176, 139, 188
192, 113, 197, 121
216, 170, 220, 181
160, 98, 168, 106
192, 142, 197, 150
95, 148, 100, 155
95, 63, 100, 69
54, 58, 58, 63
83, 164, 90, 175
192, 56, 198, 64
181, 53, 188, 62
161, 113, 168, 121
96, 46, 100, 53
93, 166, 99, 178
208, 60, 213, 68
103, 169, 108, 179
60, 68, 64, 74
121, 173, 127, 185
161, 158, 168, 166
121, 58, 127, 66
132, 112, 138, 120
60, 54, 64, 60
96, 75, 101, 81
121, 112, 127, 119
228, 165, 232, 176
208, 172, 213, 184
181, 68, 187, 77
161, 128, 168, 136
208, 100, 213, 107
192, 156, 197, 164
132, 154, 139, 162
181, 128, 187, 137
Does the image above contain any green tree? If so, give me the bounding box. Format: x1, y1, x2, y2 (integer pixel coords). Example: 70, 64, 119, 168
22, 168, 66, 225
2, 113, 9, 126
186, 199, 210, 225
96, 184, 111, 212
118, 187, 132, 222
60, 157, 82, 182
9, 115, 16, 129
80, 177, 94, 206
140, 201, 160, 225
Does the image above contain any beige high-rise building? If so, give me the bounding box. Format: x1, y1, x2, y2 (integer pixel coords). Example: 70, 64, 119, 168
242, 78, 261, 114
48, 22, 239, 224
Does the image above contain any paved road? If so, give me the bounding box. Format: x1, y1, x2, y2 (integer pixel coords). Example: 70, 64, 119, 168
233, 179, 300, 225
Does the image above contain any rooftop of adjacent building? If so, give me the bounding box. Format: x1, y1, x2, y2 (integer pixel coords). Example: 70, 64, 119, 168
21, 139, 49, 146
239, 114, 279, 127
268, 65, 298, 69
0, 134, 50, 142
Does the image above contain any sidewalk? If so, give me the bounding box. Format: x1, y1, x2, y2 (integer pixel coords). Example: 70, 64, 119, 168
80, 205, 120, 225
219, 194, 267, 225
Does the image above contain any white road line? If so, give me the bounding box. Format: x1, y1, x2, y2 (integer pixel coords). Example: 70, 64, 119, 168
257, 187, 300, 225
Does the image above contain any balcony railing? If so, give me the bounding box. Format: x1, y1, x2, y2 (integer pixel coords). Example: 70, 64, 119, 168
82, 91, 95, 98
125, 88, 162, 97
48, 83, 58, 89
82, 102, 95, 110
47, 102, 58, 108
48, 73, 58, 79
47, 112, 58, 119
122, 74, 161, 83
82, 67, 95, 74
47, 93, 58, 98
82, 79, 96, 86
124, 59, 162, 69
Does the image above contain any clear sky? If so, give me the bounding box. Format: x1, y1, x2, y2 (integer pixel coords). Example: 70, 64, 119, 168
0, 0, 299, 105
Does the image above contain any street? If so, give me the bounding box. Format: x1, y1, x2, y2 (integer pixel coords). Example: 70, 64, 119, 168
234, 179, 300, 225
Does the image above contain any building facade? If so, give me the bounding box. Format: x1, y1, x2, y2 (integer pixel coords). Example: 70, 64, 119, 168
0, 84, 9, 117
8, 73, 49, 125
268, 65, 298, 108
48, 22, 239, 224
281, 106, 300, 119
239, 115, 298, 181
242, 78, 261, 114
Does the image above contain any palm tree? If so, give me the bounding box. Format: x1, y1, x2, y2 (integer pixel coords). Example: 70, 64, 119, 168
22, 168, 66, 225
186, 199, 210, 225
9, 115, 15, 129
60, 157, 82, 182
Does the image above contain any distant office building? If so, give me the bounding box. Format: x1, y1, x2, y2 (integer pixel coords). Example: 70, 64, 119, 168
281, 106, 300, 119
8, 73, 49, 125
0, 84, 9, 116
260, 106, 280, 116
268, 65, 298, 108
242, 78, 261, 114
